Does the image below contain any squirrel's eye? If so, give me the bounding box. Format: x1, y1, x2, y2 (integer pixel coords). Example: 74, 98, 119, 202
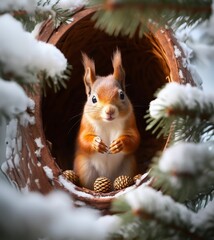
119, 91, 125, 100
92, 95, 97, 104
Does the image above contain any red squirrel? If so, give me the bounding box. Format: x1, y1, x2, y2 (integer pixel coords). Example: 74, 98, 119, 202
73, 49, 140, 189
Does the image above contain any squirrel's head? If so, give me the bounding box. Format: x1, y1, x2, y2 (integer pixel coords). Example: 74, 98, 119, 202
82, 49, 132, 123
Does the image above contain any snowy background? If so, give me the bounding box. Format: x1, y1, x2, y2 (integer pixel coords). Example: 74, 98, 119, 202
183, 7, 214, 93
0, 0, 214, 240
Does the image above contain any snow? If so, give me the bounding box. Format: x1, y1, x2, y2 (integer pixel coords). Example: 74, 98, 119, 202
174, 1, 214, 92
35, 137, 44, 157
35, 137, 44, 149
0, 79, 29, 119
28, 163, 33, 175
159, 142, 213, 174
14, 154, 20, 167
1, 162, 8, 175
124, 185, 193, 226
0, 14, 67, 79
31, 22, 44, 38
35, 179, 41, 189
193, 200, 214, 230
96, 215, 122, 235
0, 79, 35, 124
59, 175, 93, 199
43, 166, 54, 180
59, 173, 151, 202
5, 119, 19, 169
178, 69, 184, 79
37, 162, 42, 167
5, 146, 12, 159
27, 98, 35, 111
174, 22, 203, 88
174, 45, 182, 58
0, 0, 37, 12
0, 0, 87, 13
19, 112, 35, 126
121, 185, 214, 235
38, 0, 88, 11
35, 149, 41, 157
188, 63, 203, 87
0, 182, 108, 240
149, 82, 214, 121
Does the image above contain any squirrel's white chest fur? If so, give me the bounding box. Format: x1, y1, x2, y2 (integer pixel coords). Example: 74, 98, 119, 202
95, 118, 123, 145
90, 118, 126, 179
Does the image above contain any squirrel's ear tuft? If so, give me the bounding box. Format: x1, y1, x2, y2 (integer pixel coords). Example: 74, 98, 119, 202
112, 49, 125, 90
82, 52, 96, 95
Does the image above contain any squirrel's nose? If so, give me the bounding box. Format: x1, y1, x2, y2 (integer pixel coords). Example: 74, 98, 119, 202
105, 106, 115, 116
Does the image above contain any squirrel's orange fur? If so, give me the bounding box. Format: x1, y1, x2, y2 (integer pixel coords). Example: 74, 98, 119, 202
73, 50, 140, 189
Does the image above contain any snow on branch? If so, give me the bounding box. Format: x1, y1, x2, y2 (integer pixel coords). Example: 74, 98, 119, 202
0, 14, 67, 79
146, 82, 214, 141
0, 13, 70, 93
0, 0, 88, 30
0, 79, 29, 120
38, 0, 87, 11
149, 83, 214, 120
113, 185, 199, 239
0, 0, 87, 13
0, 0, 37, 13
193, 200, 214, 239
125, 186, 193, 226
113, 185, 214, 239
159, 142, 214, 174
150, 142, 214, 202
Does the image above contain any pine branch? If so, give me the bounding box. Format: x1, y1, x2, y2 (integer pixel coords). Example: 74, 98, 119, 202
9, 0, 77, 32
186, 189, 214, 213
146, 83, 214, 143
89, 0, 212, 37
13, 8, 73, 32
12, 10, 49, 32
111, 186, 208, 240
149, 142, 214, 202
40, 64, 71, 96
0, 62, 71, 96
0, 13, 71, 95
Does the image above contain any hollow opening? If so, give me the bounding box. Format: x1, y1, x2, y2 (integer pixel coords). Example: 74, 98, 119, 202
42, 13, 171, 177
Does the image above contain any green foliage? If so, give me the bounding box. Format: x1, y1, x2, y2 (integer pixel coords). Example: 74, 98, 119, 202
149, 154, 214, 203
145, 83, 214, 143
37, 0, 75, 28
111, 187, 204, 240
0, 0, 73, 96
40, 64, 72, 96
89, 0, 212, 37
0, 0, 75, 32
0, 62, 71, 96
186, 189, 214, 213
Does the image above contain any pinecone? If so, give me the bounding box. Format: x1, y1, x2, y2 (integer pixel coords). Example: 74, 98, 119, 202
133, 174, 142, 183
113, 175, 134, 190
94, 177, 112, 193
62, 170, 79, 185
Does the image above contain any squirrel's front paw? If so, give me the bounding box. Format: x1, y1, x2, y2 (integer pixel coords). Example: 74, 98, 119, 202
92, 136, 108, 154
109, 139, 123, 154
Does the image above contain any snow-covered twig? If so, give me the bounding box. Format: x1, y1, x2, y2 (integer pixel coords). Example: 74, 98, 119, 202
0, 79, 29, 120
0, 13, 71, 93
0, 0, 87, 13
150, 142, 214, 202
113, 185, 214, 240
146, 82, 214, 142
0, 14, 67, 79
